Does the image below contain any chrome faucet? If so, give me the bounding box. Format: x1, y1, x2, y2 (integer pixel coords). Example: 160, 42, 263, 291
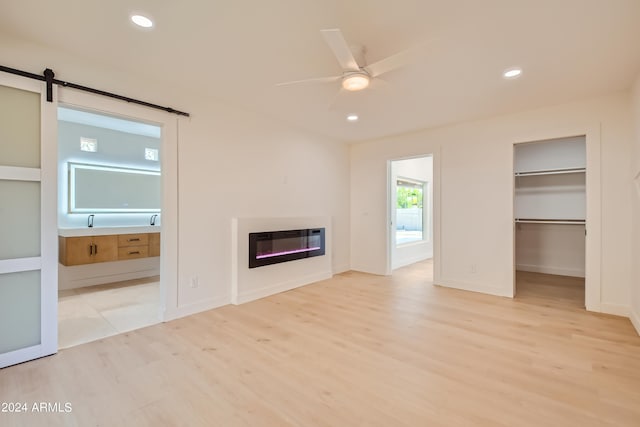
87, 214, 94, 228
150, 214, 158, 226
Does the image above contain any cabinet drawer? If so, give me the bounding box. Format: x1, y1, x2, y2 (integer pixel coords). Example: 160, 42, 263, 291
118, 233, 149, 247
118, 245, 149, 260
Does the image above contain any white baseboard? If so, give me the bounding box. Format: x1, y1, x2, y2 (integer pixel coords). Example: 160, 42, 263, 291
436, 279, 512, 298
393, 253, 432, 270
516, 263, 585, 278
629, 309, 640, 336
350, 265, 387, 276
332, 263, 350, 275
234, 270, 332, 305
163, 295, 230, 322
597, 303, 630, 317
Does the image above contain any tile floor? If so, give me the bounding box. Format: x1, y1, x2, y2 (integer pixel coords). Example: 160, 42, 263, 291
58, 276, 160, 349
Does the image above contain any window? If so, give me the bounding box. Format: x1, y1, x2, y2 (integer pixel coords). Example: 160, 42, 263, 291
145, 147, 159, 161
396, 179, 426, 245
80, 137, 98, 152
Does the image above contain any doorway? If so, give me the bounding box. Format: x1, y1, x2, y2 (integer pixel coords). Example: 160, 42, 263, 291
513, 136, 587, 308
0, 73, 178, 367
56, 106, 164, 348
388, 155, 434, 278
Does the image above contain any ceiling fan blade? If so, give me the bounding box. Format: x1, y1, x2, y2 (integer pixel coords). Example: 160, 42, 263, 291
276, 75, 341, 87
321, 29, 361, 72
364, 42, 427, 77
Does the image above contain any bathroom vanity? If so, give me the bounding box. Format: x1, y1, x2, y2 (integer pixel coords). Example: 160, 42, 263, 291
58, 227, 160, 266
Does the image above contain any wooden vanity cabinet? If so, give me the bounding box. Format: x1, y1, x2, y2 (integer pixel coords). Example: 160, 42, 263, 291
149, 232, 161, 257
58, 235, 118, 266
59, 232, 161, 266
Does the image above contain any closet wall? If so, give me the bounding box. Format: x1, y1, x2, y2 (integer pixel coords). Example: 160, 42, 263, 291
514, 136, 586, 278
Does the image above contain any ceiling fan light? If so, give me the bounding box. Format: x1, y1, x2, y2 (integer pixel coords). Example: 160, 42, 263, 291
342, 74, 370, 91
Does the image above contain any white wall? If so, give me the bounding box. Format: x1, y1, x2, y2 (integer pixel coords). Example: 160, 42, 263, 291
0, 35, 351, 316
351, 93, 633, 313
631, 74, 640, 334
515, 223, 585, 277
391, 156, 433, 269
514, 136, 587, 173
176, 98, 350, 312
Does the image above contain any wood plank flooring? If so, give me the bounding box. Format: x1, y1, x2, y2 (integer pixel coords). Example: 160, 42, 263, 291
1, 261, 639, 426
516, 270, 586, 309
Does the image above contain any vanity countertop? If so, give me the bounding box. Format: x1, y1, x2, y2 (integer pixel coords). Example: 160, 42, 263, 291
58, 226, 161, 237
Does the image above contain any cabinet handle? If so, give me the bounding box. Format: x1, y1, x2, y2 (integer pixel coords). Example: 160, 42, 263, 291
128, 238, 141, 242
128, 251, 140, 255
94, 244, 98, 255
89, 244, 93, 255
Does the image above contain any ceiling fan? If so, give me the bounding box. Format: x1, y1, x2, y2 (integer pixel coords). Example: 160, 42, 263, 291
277, 29, 421, 92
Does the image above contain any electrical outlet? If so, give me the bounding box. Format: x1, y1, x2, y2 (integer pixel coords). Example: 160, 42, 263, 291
190, 276, 199, 288
470, 264, 477, 274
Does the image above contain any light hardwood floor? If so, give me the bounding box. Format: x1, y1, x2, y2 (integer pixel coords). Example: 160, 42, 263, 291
516, 270, 586, 309
1, 261, 639, 426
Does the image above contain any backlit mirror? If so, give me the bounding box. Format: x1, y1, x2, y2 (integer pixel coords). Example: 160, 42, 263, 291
68, 162, 160, 213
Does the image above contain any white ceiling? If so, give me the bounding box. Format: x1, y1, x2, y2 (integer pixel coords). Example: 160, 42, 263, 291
1, 0, 640, 142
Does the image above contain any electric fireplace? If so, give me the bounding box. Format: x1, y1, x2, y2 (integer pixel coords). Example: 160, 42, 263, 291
249, 228, 325, 268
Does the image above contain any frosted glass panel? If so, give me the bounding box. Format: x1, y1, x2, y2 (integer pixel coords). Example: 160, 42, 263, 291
0, 84, 40, 168
0, 180, 41, 259
0, 270, 41, 353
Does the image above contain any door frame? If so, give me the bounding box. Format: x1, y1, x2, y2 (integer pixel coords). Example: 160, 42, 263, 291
56, 89, 180, 322
386, 149, 441, 279
511, 127, 601, 311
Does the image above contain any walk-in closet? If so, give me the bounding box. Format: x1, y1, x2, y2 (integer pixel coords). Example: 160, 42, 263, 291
514, 136, 586, 307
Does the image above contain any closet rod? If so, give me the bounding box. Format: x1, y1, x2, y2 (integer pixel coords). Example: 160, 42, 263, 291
515, 218, 586, 225
514, 167, 585, 177
0, 65, 190, 117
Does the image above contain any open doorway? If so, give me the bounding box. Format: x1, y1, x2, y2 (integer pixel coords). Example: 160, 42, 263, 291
56, 106, 163, 348
389, 155, 434, 279
513, 136, 587, 309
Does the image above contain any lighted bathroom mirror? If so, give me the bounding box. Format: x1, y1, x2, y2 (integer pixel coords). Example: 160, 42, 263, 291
68, 162, 160, 213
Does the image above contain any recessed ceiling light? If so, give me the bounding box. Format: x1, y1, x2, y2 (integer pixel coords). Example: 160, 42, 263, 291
347, 115, 359, 122
503, 68, 522, 79
131, 15, 153, 28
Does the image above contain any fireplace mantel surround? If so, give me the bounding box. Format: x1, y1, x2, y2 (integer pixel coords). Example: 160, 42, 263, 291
231, 217, 332, 304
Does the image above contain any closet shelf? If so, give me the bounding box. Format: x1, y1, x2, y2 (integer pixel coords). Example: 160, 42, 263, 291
515, 218, 585, 225
514, 167, 586, 177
